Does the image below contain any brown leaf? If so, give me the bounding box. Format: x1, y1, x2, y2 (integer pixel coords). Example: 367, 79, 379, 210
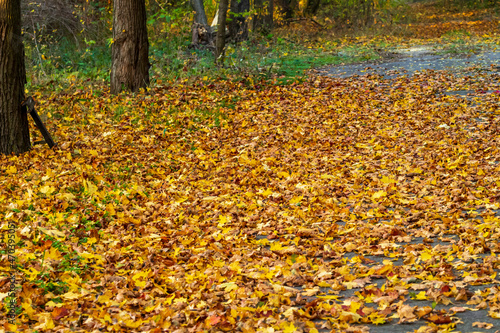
51, 307, 69, 320
426, 314, 451, 324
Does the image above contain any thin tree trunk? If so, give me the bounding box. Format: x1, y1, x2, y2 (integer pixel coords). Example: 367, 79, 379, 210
190, 0, 210, 27
215, 0, 229, 64
275, 0, 296, 23
304, 0, 320, 16
229, 0, 249, 42
253, 0, 273, 31
0, 0, 31, 155
190, 0, 214, 47
253, 0, 263, 30
110, 0, 150, 94
264, 0, 273, 29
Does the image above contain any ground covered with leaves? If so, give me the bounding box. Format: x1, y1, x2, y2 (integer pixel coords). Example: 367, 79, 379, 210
1, 61, 500, 332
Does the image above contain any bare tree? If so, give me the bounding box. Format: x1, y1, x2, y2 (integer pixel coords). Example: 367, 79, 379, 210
0, 0, 31, 155
110, 0, 150, 94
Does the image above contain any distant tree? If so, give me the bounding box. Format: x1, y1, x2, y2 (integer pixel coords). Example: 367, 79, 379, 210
228, 0, 249, 42
0, 0, 31, 155
304, 0, 321, 16
215, 0, 229, 64
110, 0, 150, 94
190, 0, 214, 47
191, 0, 210, 28
275, 0, 297, 21
253, 0, 273, 32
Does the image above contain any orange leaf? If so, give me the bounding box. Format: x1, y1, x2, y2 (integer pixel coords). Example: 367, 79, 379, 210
52, 307, 69, 320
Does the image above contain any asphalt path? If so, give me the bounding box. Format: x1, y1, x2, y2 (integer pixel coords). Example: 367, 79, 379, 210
288, 50, 500, 332
318, 49, 500, 80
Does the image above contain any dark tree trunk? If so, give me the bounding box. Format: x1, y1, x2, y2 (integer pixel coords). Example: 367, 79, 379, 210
0, 0, 31, 155
191, 0, 210, 27
229, 0, 249, 42
265, 0, 273, 28
190, 0, 214, 47
304, 0, 321, 16
253, 0, 273, 32
110, 0, 150, 94
276, 0, 296, 22
215, 0, 229, 64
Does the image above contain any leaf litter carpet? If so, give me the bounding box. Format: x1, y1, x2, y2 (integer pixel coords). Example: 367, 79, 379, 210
1, 69, 500, 332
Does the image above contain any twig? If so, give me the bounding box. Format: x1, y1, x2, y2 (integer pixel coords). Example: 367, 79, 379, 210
30, 17, 46, 76
286, 17, 324, 28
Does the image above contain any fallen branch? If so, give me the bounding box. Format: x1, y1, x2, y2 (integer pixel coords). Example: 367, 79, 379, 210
286, 17, 324, 28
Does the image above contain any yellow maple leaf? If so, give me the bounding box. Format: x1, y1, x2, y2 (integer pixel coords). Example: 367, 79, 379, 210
415, 291, 427, 300
6, 165, 17, 174
83, 179, 97, 196
39, 227, 66, 240
218, 215, 230, 227
87, 237, 97, 245
290, 196, 303, 205
40, 185, 56, 195
282, 322, 297, 333
219, 282, 238, 292
61, 291, 82, 300
489, 310, 500, 319
420, 251, 432, 261
106, 203, 116, 215
355, 143, 370, 149
277, 171, 290, 178
132, 270, 151, 288
261, 189, 274, 196
46, 247, 62, 260
372, 191, 386, 199
368, 311, 386, 324
380, 176, 396, 184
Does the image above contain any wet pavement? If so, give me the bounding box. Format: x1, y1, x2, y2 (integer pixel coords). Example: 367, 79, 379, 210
318, 48, 500, 80
256, 210, 500, 332
280, 50, 500, 332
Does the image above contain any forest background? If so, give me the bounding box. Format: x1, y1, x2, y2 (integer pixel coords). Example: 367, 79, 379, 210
22, 0, 498, 87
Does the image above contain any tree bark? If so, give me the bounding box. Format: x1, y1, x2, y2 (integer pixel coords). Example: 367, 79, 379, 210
215, 0, 229, 64
110, 0, 150, 94
276, 0, 296, 22
190, 0, 214, 47
229, 0, 249, 42
0, 0, 31, 155
190, 0, 210, 27
253, 0, 273, 32
304, 0, 320, 16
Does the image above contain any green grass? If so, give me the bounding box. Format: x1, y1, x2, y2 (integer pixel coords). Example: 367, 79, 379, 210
25, 28, 384, 90
435, 30, 489, 55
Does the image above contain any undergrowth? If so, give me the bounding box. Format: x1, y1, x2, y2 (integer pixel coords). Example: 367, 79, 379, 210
23, 0, 500, 91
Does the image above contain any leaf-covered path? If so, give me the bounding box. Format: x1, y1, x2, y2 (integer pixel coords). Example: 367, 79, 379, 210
319, 47, 500, 80
1, 66, 500, 332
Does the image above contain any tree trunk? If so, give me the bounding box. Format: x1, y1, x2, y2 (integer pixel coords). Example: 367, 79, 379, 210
276, 0, 296, 22
264, 0, 273, 29
190, 0, 210, 27
253, 0, 273, 32
190, 0, 214, 47
110, 0, 150, 94
0, 0, 31, 155
304, 0, 320, 16
215, 0, 229, 64
229, 0, 249, 42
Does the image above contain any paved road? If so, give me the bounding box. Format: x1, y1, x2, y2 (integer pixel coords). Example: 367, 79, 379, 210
318, 49, 500, 80
305, 51, 500, 332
